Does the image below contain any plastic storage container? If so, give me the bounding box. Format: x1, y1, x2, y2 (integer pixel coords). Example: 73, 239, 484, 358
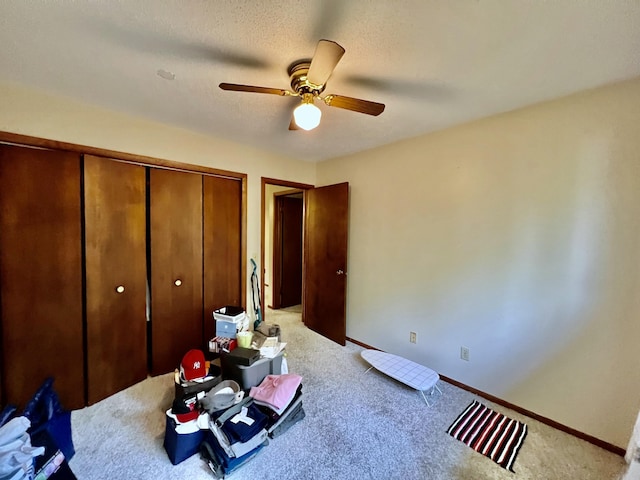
220, 351, 284, 390
213, 306, 246, 322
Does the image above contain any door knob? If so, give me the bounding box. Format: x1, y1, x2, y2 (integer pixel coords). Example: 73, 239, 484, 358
174, 279, 182, 286
336, 269, 344, 275
115, 285, 125, 294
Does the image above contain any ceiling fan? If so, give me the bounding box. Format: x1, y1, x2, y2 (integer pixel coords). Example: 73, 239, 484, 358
219, 39, 385, 131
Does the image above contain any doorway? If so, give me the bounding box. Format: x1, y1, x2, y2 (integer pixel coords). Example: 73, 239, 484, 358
272, 190, 303, 309
260, 178, 350, 345
261, 178, 313, 319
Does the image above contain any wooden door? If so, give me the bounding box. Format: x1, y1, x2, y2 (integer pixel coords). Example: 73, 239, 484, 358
303, 183, 349, 345
84, 155, 147, 404
0, 144, 84, 409
203, 175, 243, 345
150, 169, 203, 375
273, 195, 303, 308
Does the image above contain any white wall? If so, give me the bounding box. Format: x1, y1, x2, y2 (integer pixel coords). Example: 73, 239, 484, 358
316, 77, 640, 448
0, 81, 316, 317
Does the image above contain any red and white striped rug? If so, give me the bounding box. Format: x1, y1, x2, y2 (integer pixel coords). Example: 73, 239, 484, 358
447, 400, 528, 472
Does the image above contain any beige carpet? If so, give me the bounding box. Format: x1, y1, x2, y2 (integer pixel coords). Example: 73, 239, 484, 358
68, 306, 627, 479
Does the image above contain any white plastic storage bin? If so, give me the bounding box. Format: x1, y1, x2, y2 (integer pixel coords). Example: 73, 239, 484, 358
213, 306, 246, 323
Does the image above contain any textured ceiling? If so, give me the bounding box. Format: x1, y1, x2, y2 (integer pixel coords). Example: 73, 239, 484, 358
2, 1, 640, 162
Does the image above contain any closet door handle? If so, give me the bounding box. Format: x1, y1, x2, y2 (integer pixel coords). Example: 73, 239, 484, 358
115, 285, 125, 294
174, 279, 182, 287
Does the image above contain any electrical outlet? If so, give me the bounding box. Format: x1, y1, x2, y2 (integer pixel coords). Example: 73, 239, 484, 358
460, 346, 470, 361
410, 332, 417, 344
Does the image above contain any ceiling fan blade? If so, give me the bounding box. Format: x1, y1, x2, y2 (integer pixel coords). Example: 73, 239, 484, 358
219, 83, 289, 96
306, 39, 345, 87
323, 94, 385, 116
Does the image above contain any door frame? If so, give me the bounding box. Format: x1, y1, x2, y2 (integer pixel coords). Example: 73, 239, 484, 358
272, 189, 303, 309
260, 178, 313, 321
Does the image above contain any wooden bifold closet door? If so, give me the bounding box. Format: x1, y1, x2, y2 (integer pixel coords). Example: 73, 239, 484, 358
84, 155, 147, 404
0, 140, 245, 408
150, 168, 204, 375
203, 175, 243, 343
0, 144, 84, 409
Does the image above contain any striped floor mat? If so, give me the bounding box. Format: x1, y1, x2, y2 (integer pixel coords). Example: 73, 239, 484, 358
447, 400, 528, 472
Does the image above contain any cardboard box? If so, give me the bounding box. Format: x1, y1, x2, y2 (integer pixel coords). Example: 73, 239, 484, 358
216, 319, 238, 339
209, 337, 237, 353
224, 347, 260, 366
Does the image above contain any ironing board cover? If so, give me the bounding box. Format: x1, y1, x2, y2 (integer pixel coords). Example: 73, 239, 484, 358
361, 349, 439, 392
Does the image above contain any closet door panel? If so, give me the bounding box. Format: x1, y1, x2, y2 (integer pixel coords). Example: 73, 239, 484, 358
84, 155, 147, 404
150, 169, 203, 375
203, 176, 242, 343
0, 144, 84, 409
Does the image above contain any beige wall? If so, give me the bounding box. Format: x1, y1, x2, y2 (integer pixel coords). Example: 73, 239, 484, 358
317, 77, 640, 448
4, 77, 640, 448
0, 81, 317, 318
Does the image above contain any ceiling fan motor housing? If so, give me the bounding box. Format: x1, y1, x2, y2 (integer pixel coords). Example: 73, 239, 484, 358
289, 61, 325, 96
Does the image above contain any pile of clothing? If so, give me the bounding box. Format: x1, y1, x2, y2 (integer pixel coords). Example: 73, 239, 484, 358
164, 348, 305, 479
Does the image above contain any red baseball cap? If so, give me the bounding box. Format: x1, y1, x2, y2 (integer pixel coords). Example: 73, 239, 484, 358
180, 349, 206, 382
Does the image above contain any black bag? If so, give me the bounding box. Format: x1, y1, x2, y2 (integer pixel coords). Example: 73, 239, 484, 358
30, 429, 78, 480
23, 377, 75, 461
23, 378, 77, 480
0, 404, 18, 427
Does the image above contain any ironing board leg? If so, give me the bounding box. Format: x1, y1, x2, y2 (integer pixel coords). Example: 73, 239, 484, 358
364, 366, 374, 375
419, 382, 443, 406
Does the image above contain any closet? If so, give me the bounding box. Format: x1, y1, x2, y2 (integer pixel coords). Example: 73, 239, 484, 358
0, 141, 244, 409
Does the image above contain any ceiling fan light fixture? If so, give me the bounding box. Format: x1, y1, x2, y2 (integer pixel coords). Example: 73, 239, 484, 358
218, 39, 385, 130
293, 95, 321, 131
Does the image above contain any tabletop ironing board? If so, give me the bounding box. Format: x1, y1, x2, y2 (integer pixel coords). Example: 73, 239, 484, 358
361, 349, 442, 406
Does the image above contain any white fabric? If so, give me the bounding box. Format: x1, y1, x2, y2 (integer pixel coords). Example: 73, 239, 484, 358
165, 409, 200, 434
0, 416, 44, 480
626, 410, 640, 464
196, 413, 210, 430
621, 462, 640, 480
230, 407, 255, 426
622, 409, 640, 480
